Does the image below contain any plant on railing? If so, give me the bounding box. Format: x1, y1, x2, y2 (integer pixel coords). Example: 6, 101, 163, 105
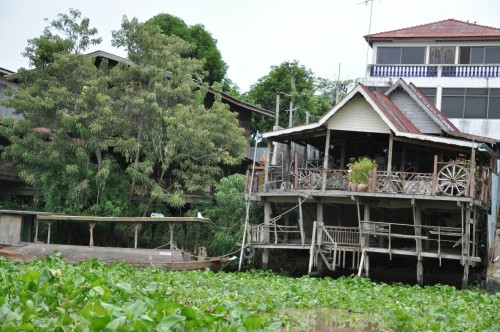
348, 157, 377, 191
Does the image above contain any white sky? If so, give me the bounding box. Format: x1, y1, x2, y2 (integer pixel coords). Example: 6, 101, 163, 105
1, 0, 499, 92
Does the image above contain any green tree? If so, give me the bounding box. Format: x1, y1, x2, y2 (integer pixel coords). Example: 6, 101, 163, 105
23, 8, 102, 68
0, 12, 246, 217
246, 60, 349, 133
186, 174, 263, 256
148, 13, 228, 85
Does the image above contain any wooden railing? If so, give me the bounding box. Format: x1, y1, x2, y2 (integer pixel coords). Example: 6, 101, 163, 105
375, 171, 433, 195
255, 164, 490, 204
321, 226, 360, 246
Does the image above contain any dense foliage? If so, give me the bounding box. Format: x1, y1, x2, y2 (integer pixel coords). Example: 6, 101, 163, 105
148, 13, 228, 86
245, 61, 351, 132
0, 12, 246, 216
186, 174, 263, 256
1, 256, 500, 331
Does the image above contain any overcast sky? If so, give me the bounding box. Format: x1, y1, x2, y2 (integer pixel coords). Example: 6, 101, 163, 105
1, 0, 499, 92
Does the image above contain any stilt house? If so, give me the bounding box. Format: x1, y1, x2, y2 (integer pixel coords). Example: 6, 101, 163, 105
243, 78, 499, 288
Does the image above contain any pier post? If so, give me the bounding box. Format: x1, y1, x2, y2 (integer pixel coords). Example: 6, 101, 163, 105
46, 221, 52, 244
262, 201, 271, 269
89, 222, 96, 247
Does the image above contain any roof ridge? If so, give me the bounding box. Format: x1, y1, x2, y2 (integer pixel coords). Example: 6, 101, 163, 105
373, 89, 421, 134
364, 18, 500, 39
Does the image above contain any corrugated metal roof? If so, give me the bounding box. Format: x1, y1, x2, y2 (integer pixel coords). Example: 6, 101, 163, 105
365, 19, 500, 44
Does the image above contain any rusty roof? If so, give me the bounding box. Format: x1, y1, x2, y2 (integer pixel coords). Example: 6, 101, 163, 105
364, 19, 500, 45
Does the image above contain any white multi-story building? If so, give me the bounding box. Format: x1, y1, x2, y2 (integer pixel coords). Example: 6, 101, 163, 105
360, 19, 500, 140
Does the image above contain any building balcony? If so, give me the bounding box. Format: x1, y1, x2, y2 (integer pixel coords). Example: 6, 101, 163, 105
248, 161, 490, 204
367, 64, 500, 79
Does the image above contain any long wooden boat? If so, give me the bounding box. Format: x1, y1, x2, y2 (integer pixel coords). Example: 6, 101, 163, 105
0, 214, 235, 272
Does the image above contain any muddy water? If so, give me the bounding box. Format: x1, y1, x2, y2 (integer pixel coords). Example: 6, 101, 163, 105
284, 309, 380, 332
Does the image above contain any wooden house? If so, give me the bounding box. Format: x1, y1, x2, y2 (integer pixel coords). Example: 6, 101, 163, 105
242, 78, 499, 288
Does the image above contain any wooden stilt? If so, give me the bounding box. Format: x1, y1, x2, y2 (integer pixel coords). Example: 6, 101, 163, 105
89, 222, 96, 247
322, 129, 331, 191
387, 133, 394, 174
169, 223, 175, 249
262, 201, 272, 269
358, 250, 365, 276
363, 203, 370, 277
34, 219, 39, 242
298, 197, 305, 246
47, 221, 52, 244
316, 201, 324, 270
133, 223, 141, 249
413, 202, 424, 285
308, 221, 317, 274
417, 258, 424, 286
462, 263, 470, 289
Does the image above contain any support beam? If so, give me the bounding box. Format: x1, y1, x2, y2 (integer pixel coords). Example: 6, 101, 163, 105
462, 206, 472, 288
340, 139, 346, 169
34, 219, 39, 242
363, 203, 370, 277
263, 142, 271, 192
308, 221, 317, 274
133, 223, 141, 249
89, 222, 96, 247
262, 201, 272, 269
316, 201, 324, 270
298, 198, 305, 246
414, 203, 424, 285
46, 221, 52, 245
432, 155, 438, 195
322, 129, 331, 191
387, 133, 394, 174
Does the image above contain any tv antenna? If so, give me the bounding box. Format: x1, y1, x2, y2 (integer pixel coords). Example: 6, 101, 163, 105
357, 0, 379, 79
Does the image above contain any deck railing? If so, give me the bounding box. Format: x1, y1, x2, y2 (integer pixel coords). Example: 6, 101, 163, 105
251, 163, 490, 203
320, 226, 360, 246
359, 220, 476, 261
369, 64, 500, 78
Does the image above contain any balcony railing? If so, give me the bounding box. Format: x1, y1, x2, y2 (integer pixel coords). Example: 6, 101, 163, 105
369, 64, 500, 78
252, 164, 491, 203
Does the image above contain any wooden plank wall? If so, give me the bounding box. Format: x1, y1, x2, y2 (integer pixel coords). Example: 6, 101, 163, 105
0, 214, 22, 245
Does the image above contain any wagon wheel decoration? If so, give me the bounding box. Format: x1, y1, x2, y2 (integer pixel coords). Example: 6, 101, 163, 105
437, 164, 469, 196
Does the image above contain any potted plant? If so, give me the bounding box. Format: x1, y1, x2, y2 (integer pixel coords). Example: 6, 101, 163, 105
348, 157, 377, 191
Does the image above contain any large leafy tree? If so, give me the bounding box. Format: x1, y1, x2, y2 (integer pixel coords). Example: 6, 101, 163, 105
148, 13, 228, 86
0, 12, 246, 216
246, 61, 350, 132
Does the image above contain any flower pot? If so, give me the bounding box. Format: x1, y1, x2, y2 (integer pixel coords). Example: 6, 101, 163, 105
350, 183, 358, 191
357, 183, 368, 192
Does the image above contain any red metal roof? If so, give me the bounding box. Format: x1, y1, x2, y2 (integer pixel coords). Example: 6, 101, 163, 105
365, 19, 500, 44
359, 84, 421, 134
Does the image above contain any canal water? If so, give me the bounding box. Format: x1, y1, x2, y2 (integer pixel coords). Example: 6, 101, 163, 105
284, 309, 380, 331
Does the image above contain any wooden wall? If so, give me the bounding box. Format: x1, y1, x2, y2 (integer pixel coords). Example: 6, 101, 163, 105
0, 214, 22, 245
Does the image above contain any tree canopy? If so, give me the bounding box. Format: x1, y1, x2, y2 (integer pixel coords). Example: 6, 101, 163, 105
0, 12, 246, 216
147, 13, 228, 86
245, 60, 351, 132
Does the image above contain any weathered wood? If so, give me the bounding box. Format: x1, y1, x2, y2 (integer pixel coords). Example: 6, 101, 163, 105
294, 151, 299, 189
47, 221, 52, 244
37, 215, 210, 223
387, 133, 394, 174
89, 222, 96, 247
432, 155, 438, 195
297, 198, 305, 246
263, 142, 271, 192
469, 148, 476, 199
308, 221, 317, 274
0, 214, 22, 245
2, 243, 232, 271
322, 129, 331, 191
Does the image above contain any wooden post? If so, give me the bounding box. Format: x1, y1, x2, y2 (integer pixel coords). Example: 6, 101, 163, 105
431, 155, 438, 195
387, 133, 394, 174
370, 168, 377, 193
363, 203, 370, 277
262, 201, 271, 269
169, 223, 175, 249
286, 142, 291, 189
316, 201, 324, 270
469, 148, 476, 199
308, 221, 317, 274
294, 150, 299, 189
34, 219, 39, 242
133, 223, 141, 249
89, 222, 96, 247
46, 221, 52, 245
462, 207, 472, 289
264, 142, 271, 192
322, 129, 331, 191
298, 197, 305, 246
414, 203, 424, 286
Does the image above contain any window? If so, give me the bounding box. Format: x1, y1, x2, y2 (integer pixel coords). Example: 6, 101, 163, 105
377, 47, 426, 64
429, 47, 455, 64
460, 46, 500, 64
441, 88, 499, 119
419, 88, 437, 104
